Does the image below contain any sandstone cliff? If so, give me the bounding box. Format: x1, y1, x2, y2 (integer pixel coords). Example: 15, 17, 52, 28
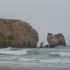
0, 18, 38, 48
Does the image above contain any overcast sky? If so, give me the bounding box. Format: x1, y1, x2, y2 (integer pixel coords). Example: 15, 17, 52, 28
0, 0, 70, 46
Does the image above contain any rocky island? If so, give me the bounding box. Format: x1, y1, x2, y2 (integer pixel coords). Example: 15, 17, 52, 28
0, 18, 38, 48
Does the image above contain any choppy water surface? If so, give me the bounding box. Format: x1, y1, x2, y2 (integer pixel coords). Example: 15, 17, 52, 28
0, 46, 70, 68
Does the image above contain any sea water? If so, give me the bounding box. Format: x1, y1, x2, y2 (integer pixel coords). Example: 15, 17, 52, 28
0, 46, 70, 68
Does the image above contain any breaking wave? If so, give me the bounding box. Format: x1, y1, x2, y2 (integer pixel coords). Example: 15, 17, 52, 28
40, 59, 70, 64
0, 47, 30, 55
0, 46, 70, 68
50, 52, 70, 57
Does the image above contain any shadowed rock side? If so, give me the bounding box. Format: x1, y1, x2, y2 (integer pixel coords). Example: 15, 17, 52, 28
0, 18, 38, 48
54, 33, 66, 46
47, 33, 66, 48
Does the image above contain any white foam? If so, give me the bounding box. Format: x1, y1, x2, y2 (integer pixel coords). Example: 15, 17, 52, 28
18, 58, 37, 62
40, 59, 70, 64
0, 48, 30, 55
0, 47, 12, 51
51, 52, 70, 57
0, 56, 15, 60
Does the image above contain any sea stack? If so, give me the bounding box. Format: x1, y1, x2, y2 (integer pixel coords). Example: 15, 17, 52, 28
47, 33, 66, 47
47, 33, 59, 47
40, 42, 43, 48
0, 18, 39, 48
54, 33, 66, 46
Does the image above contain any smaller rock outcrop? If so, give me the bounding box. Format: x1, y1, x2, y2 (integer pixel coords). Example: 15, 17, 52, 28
40, 42, 43, 48
47, 33, 66, 47
47, 33, 59, 47
54, 33, 66, 46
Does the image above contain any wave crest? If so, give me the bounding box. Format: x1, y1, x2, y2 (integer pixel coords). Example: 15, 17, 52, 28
50, 52, 70, 57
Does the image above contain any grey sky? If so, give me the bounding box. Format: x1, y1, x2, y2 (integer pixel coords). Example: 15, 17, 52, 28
0, 0, 70, 46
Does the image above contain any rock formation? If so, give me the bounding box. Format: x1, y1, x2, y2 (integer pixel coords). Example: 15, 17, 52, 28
47, 33, 66, 47
40, 42, 43, 48
47, 33, 59, 47
54, 33, 66, 46
0, 18, 38, 48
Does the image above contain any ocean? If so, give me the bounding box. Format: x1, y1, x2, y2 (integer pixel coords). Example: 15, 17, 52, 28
0, 46, 70, 68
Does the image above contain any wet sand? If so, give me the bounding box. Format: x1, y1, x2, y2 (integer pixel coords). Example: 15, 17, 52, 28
0, 67, 70, 70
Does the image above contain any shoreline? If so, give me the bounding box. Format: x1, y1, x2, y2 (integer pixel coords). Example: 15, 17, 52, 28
0, 67, 70, 70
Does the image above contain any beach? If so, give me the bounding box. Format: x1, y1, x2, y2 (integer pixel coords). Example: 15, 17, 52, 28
0, 67, 70, 70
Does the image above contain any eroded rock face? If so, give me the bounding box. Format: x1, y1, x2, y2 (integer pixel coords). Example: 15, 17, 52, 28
47, 33, 66, 47
47, 33, 59, 47
0, 18, 38, 48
